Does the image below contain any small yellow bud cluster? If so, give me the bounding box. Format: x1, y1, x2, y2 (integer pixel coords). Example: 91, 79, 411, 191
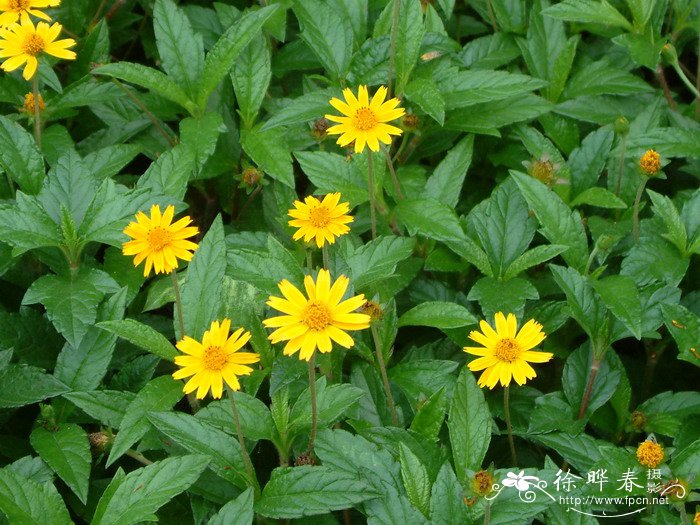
636, 440, 664, 468
639, 149, 661, 176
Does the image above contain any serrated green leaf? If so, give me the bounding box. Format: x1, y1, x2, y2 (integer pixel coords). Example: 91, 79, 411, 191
262, 89, 335, 130
440, 69, 548, 110
341, 235, 415, 291
180, 113, 225, 173
209, 488, 254, 525
661, 303, 700, 367
196, 392, 275, 442
0, 467, 72, 525
503, 244, 568, 279
422, 135, 473, 207
550, 264, 607, 340
543, 0, 633, 30
404, 78, 445, 125
289, 376, 364, 434
137, 144, 195, 201
398, 443, 431, 517
30, 423, 91, 504
106, 376, 184, 466
398, 301, 476, 329
568, 127, 614, 199
0, 115, 44, 194
571, 187, 626, 209
430, 463, 470, 525
562, 344, 621, 419
295, 151, 368, 205
240, 126, 294, 188
97, 319, 177, 362
392, 0, 425, 94
389, 360, 459, 406
647, 189, 687, 254
448, 369, 491, 485
233, 34, 271, 127
410, 387, 448, 442
256, 465, 380, 519
92, 455, 210, 525
592, 275, 642, 339
0, 365, 68, 409
196, 5, 279, 109
63, 390, 135, 428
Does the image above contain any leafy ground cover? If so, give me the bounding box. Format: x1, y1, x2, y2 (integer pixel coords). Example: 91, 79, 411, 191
0, 0, 698, 523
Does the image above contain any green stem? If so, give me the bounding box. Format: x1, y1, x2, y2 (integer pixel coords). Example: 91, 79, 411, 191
503, 386, 517, 467
32, 75, 41, 149
577, 357, 600, 420
383, 147, 403, 200
321, 244, 330, 269
485, 0, 499, 32
125, 449, 153, 465
483, 500, 491, 525
614, 134, 627, 197
584, 246, 599, 276
672, 61, 700, 99
370, 325, 398, 426
367, 152, 377, 239
226, 384, 259, 493
171, 270, 185, 339
387, 0, 400, 96
306, 249, 313, 271
306, 353, 318, 453
633, 178, 648, 241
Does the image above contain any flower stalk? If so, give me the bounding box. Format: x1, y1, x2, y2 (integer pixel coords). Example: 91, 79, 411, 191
307, 352, 318, 453
370, 324, 398, 426
226, 384, 259, 494
503, 386, 517, 467
32, 75, 41, 148
633, 177, 648, 241
367, 152, 378, 239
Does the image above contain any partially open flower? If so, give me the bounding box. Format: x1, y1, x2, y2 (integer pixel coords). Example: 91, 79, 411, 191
471, 470, 495, 496
523, 154, 560, 186
21, 91, 43, 113
639, 149, 661, 176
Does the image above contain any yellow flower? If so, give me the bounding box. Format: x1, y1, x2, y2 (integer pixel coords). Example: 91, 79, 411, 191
0, 18, 75, 80
325, 85, 405, 154
693, 511, 699, 525
636, 440, 664, 468
263, 269, 371, 361
173, 319, 260, 399
639, 149, 661, 175
0, 0, 59, 27
464, 312, 552, 389
122, 204, 199, 277
471, 470, 495, 496
21, 90, 43, 113
288, 193, 353, 248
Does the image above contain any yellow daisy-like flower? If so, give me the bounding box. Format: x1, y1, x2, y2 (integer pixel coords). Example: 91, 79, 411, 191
464, 312, 552, 389
122, 204, 199, 277
325, 85, 405, 154
172, 319, 260, 399
636, 440, 664, 468
263, 269, 371, 361
288, 192, 353, 248
0, 17, 75, 80
0, 0, 59, 27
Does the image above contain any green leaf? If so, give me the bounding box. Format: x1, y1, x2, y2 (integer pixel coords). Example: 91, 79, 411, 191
261, 89, 335, 130
97, 319, 177, 362
528, 391, 586, 434
661, 303, 700, 367
511, 171, 589, 272
137, 144, 195, 201
196, 392, 275, 442
92, 455, 210, 525
543, 0, 633, 30
570, 187, 627, 209
550, 264, 607, 340
106, 376, 184, 466
147, 411, 250, 488
240, 126, 294, 188
84, 145, 142, 181
63, 390, 135, 428
180, 113, 225, 173
526, 432, 606, 472
429, 463, 469, 525
445, 94, 552, 135
256, 465, 379, 519
389, 360, 459, 406
564, 60, 654, 98
196, 5, 278, 109
181, 215, 226, 340
0, 467, 72, 525
0, 365, 68, 409
54, 287, 127, 390
233, 34, 271, 127
670, 439, 700, 483
503, 244, 568, 279
647, 189, 687, 254
392, 0, 425, 93
440, 70, 548, 110
295, 151, 368, 205
153, 0, 204, 99
341, 236, 416, 291
0, 115, 44, 194
394, 198, 463, 243
93, 62, 197, 113
404, 78, 445, 125
448, 369, 491, 486
0, 192, 62, 254
592, 275, 642, 339
410, 387, 448, 442
30, 423, 91, 504
398, 443, 431, 517
398, 301, 477, 329
468, 276, 539, 320
22, 270, 109, 348
422, 135, 473, 207
289, 377, 364, 435
292, 0, 353, 80
209, 488, 254, 525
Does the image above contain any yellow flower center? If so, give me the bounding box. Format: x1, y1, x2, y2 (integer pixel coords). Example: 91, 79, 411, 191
636, 441, 664, 468
10, 0, 30, 10
147, 227, 172, 251
353, 107, 377, 131
303, 301, 331, 331
308, 205, 331, 228
493, 338, 522, 362
639, 149, 661, 175
23, 34, 45, 56
202, 346, 228, 371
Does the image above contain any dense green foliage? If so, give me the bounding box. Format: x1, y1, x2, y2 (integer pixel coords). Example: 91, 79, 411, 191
0, 0, 698, 523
